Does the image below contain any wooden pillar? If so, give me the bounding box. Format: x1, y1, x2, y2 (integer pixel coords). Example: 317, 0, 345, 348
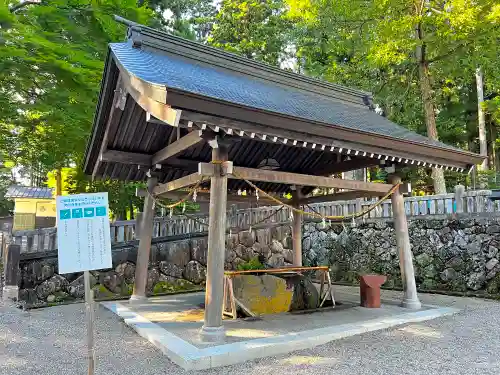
389, 175, 421, 309
3, 244, 20, 301
130, 176, 157, 302
292, 187, 303, 266
200, 145, 229, 342
135, 212, 143, 238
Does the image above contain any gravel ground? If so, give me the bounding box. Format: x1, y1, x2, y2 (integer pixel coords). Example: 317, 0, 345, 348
1, 288, 499, 375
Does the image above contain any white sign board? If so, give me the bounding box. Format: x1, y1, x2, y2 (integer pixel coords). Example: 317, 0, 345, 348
56, 193, 112, 274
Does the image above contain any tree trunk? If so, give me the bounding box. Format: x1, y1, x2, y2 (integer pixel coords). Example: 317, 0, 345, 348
55, 168, 62, 196
488, 121, 496, 171
476, 68, 488, 171
415, 23, 447, 194
30, 165, 34, 187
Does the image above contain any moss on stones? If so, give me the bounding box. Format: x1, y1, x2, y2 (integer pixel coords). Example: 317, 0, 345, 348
152, 279, 199, 295
486, 273, 500, 294
92, 284, 118, 299
420, 279, 438, 290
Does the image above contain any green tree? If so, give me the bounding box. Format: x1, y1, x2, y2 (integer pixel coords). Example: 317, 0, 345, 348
287, 0, 500, 192
146, 0, 216, 40
0, 0, 153, 181
209, 0, 292, 65
1, 1, 218, 218
0, 164, 15, 216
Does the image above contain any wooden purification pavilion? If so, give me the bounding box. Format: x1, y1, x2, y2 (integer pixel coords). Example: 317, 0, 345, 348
83, 18, 482, 341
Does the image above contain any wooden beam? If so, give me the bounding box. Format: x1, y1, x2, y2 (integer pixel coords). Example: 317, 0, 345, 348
100, 150, 151, 166
157, 190, 210, 201
100, 150, 201, 171
225, 166, 394, 193
152, 130, 204, 165
147, 116, 166, 125
301, 190, 382, 204
120, 69, 181, 127
163, 157, 199, 170
128, 74, 167, 104
152, 173, 204, 195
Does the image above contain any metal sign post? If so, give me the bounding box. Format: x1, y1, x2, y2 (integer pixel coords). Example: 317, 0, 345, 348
56, 193, 112, 375
84, 270, 95, 375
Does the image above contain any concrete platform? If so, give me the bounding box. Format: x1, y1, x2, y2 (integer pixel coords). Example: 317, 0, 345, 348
101, 287, 459, 370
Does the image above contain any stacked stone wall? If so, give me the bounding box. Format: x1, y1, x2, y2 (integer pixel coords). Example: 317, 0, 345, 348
17, 215, 500, 307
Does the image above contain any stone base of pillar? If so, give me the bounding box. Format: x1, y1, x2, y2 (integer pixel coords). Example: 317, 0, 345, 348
401, 297, 422, 310
2, 285, 19, 302
200, 325, 226, 342
129, 294, 148, 304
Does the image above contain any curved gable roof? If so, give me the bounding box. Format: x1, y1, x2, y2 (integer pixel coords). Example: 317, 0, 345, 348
110, 42, 453, 151
83, 19, 482, 187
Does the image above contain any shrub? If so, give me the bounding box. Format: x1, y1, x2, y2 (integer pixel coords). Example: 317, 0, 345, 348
237, 256, 264, 271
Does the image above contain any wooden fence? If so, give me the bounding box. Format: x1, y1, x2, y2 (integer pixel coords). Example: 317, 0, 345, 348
307, 188, 499, 218
4, 187, 499, 255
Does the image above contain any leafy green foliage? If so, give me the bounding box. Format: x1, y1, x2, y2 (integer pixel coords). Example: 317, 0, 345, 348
287, 0, 500, 191
147, 0, 216, 40
209, 0, 292, 65
1, 0, 500, 222
0, 166, 14, 216
237, 256, 264, 271
0, 0, 214, 217
0, 0, 153, 180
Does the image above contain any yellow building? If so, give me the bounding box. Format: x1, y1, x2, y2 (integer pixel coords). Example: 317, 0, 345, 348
5, 185, 56, 231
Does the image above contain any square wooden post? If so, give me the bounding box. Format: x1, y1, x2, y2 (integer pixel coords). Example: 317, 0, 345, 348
3, 244, 21, 301
200, 145, 229, 342
130, 176, 157, 302
389, 175, 421, 309
292, 187, 303, 266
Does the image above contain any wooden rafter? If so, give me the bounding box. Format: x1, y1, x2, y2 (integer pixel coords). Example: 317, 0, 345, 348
101, 150, 200, 170
175, 104, 479, 168
100, 150, 151, 166
179, 111, 473, 171
92, 76, 124, 179
152, 130, 204, 165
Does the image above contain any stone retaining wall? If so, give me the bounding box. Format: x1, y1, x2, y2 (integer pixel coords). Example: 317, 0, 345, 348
17, 226, 294, 307
302, 216, 500, 294
17, 215, 500, 307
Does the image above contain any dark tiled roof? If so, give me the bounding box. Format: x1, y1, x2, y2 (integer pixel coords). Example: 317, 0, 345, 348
83, 21, 482, 185
5, 185, 54, 199
110, 42, 460, 153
